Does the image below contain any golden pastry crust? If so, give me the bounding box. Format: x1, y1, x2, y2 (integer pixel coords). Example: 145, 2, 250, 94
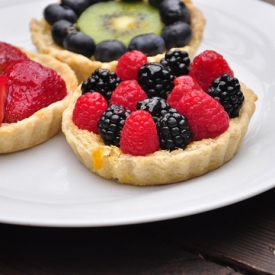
0, 51, 78, 154
61, 83, 257, 186
29, 1, 206, 83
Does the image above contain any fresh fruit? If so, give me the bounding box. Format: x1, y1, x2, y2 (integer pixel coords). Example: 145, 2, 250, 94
81, 69, 122, 101
161, 21, 192, 49
159, 0, 190, 25
44, 3, 77, 25
138, 62, 175, 99
160, 49, 190, 77
3, 60, 67, 123
128, 33, 165, 56
167, 75, 201, 108
207, 73, 244, 118
115, 50, 147, 81
98, 104, 131, 146
156, 108, 192, 150
189, 50, 234, 92
77, 2, 163, 46
63, 32, 96, 58
51, 19, 74, 46
60, 0, 91, 16
94, 40, 127, 62
72, 92, 108, 134
176, 89, 229, 140
120, 110, 160, 156
110, 80, 147, 111
0, 75, 8, 125
0, 42, 29, 73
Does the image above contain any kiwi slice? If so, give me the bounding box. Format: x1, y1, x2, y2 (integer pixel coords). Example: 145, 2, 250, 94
77, 1, 163, 46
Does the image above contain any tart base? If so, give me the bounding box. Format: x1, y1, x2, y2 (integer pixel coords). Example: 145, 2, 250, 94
61, 83, 257, 186
0, 51, 78, 154
29, 0, 206, 83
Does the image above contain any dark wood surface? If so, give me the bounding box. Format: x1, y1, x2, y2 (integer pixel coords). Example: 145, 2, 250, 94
0, 187, 275, 275
1, 0, 275, 274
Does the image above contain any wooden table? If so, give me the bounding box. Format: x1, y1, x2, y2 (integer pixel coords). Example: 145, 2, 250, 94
1, 1, 275, 274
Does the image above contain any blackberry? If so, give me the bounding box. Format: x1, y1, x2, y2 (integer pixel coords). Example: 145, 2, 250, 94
98, 104, 131, 146
81, 68, 121, 101
156, 108, 192, 151
136, 97, 171, 122
138, 62, 175, 99
207, 73, 244, 118
160, 49, 190, 76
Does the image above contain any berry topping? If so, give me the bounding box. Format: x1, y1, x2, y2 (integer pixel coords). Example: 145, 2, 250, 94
60, 0, 92, 17
167, 75, 201, 108
120, 110, 160, 156
161, 21, 192, 49
176, 89, 230, 141
110, 80, 147, 111
157, 108, 192, 151
138, 62, 175, 99
207, 73, 244, 118
51, 19, 74, 46
81, 68, 122, 101
94, 40, 127, 63
189, 50, 234, 92
159, 0, 190, 25
136, 96, 171, 122
98, 104, 131, 146
0, 42, 29, 73
72, 92, 108, 134
0, 75, 8, 125
160, 49, 190, 77
3, 60, 67, 123
115, 50, 147, 81
128, 33, 165, 57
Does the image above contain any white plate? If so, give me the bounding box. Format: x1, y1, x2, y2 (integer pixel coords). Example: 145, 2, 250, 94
0, 0, 274, 227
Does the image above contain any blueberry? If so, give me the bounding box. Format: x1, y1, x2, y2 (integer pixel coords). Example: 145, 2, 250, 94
161, 21, 192, 49
61, 0, 91, 16
128, 33, 165, 56
44, 4, 77, 25
51, 19, 74, 46
63, 32, 96, 58
94, 40, 127, 62
159, 0, 190, 25
148, 0, 164, 8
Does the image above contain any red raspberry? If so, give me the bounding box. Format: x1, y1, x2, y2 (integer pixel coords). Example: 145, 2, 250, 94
110, 80, 147, 111
72, 92, 108, 134
115, 50, 147, 81
167, 75, 201, 108
189, 50, 234, 92
3, 60, 67, 123
0, 42, 29, 73
176, 89, 229, 140
120, 110, 160, 156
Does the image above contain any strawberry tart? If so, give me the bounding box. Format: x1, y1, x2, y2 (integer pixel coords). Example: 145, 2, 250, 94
62, 49, 257, 186
0, 42, 78, 153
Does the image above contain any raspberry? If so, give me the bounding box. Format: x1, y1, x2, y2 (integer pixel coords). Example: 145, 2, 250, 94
115, 50, 147, 81
189, 50, 234, 92
167, 75, 201, 108
98, 104, 131, 146
120, 110, 160, 156
110, 80, 147, 111
3, 60, 67, 123
72, 92, 108, 134
176, 89, 229, 140
81, 68, 121, 101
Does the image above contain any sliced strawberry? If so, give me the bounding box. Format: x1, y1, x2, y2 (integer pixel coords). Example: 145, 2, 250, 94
3, 60, 67, 123
0, 41, 29, 73
0, 75, 8, 125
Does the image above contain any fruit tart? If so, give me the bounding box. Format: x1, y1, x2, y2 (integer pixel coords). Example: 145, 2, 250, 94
0, 42, 78, 153
29, 0, 206, 83
61, 49, 257, 186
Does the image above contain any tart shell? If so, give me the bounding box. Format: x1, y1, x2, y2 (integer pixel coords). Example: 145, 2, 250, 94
29, 0, 206, 83
0, 51, 78, 154
61, 83, 257, 186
